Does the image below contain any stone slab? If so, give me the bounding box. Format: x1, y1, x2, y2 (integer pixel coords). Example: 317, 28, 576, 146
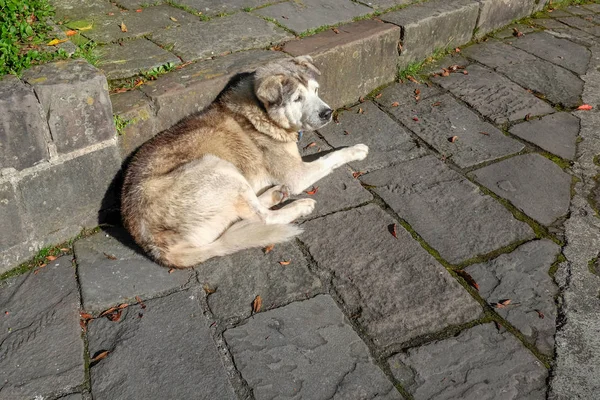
283, 19, 400, 109
382, 0, 479, 67
172, 0, 272, 16
388, 323, 548, 400
543, 25, 599, 47
471, 154, 572, 225
432, 64, 555, 124
87, 289, 236, 399
18, 145, 121, 241
224, 295, 402, 400
557, 16, 600, 36
74, 5, 197, 44
464, 40, 583, 107
512, 31, 591, 75
301, 204, 482, 348
381, 93, 524, 168
140, 50, 286, 131
23, 59, 115, 154
465, 240, 560, 355
476, 0, 536, 38
361, 156, 535, 264
255, 0, 372, 34
317, 101, 426, 172
509, 112, 579, 160
0, 182, 26, 252
52, 0, 121, 21
74, 228, 195, 313
195, 241, 323, 321
0, 75, 48, 171
534, 18, 569, 30
97, 38, 181, 80
111, 89, 159, 159
565, 5, 594, 16
0, 258, 84, 399
152, 12, 293, 62
297, 131, 373, 217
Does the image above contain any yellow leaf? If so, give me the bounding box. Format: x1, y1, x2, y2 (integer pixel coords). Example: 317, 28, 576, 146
252, 295, 262, 313
120, 22, 127, 32
170, 16, 178, 21
47, 38, 68, 46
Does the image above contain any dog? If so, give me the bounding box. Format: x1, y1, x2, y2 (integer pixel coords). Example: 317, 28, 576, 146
121, 56, 369, 268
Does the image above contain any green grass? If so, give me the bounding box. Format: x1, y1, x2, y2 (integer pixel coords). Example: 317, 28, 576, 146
141, 61, 176, 80
113, 114, 132, 135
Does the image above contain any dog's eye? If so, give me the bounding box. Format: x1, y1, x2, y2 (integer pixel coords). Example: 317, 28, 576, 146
294, 95, 303, 102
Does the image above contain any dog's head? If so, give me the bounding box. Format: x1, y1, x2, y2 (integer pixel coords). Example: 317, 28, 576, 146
254, 56, 332, 131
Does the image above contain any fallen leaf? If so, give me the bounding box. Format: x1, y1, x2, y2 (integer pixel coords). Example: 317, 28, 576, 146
170, 16, 177, 21
463, 70, 468, 75
343, 130, 350, 135
441, 70, 450, 77
60, 248, 69, 252
499, 299, 511, 306
168, 268, 175, 273
479, 131, 489, 136
413, 116, 419, 122
513, 27, 523, 37
303, 141, 316, 150
46, 255, 57, 261
455, 47, 461, 53
105, 309, 122, 322
578, 104, 593, 110
357, 107, 363, 114
525, 113, 531, 121
108, 12, 115, 16
91, 351, 109, 363
47, 38, 68, 46
407, 75, 419, 84
118, 303, 129, 309
65, 30, 78, 36
278, 260, 291, 266
535, 309, 545, 319
352, 171, 364, 179
203, 285, 216, 295
359, 96, 365, 103
432, 101, 441, 107
455, 270, 479, 291
415, 89, 421, 96
120, 22, 127, 32
374, 93, 383, 99
80, 312, 93, 321
136, 8, 143, 12
389, 223, 398, 238
103, 252, 117, 260
305, 186, 319, 195
252, 295, 262, 313
448, 136, 458, 143
79, 319, 87, 332
391, 101, 400, 107
332, 27, 340, 34
135, 295, 146, 309
263, 244, 275, 254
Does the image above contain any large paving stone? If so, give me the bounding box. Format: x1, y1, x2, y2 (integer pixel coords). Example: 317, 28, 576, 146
51, 0, 121, 21
382, 0, 479, 68
152, 13, 292, 62
140, 50, 286, 131
0, 258, 84, 399
74, 228, 195, 313
23, 60, 115, 154
297, 131, 373, 217
381, 93, 523, 168
0, 182, 26, 253
87, 289, 236, 399
110, 89, 159, 159
509, 112, 579, 160
224, 295, 402, 399
476, 0, 536, 38
283, 20, 400, 109
317, 101, 426, 172
542, 24, 599, 47
470, 154, 571, 225
361, 156, 535, 264
18, 145, 121, 242
432, 64, 555, 124
254, 0, 372, 34
463, 40, 583, 107
97, 38, 181, 80
0, 75, 49, 171
557, 16, 600, 37
172, 0, 272, 16
301, 205, 482, 348
74, 5, 197, 44
388, 323, 548, 400
195, 241, 323, 321
465, 240, 560, 355
511, 31, 591, 75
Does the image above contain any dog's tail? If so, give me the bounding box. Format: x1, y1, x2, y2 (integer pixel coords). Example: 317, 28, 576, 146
165, 221, 303, 268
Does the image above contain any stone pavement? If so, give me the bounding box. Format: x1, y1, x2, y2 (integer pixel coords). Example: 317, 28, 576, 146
3, 2, 600, 400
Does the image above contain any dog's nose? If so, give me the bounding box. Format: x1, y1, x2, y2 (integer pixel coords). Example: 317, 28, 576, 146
319, 108, 333, 120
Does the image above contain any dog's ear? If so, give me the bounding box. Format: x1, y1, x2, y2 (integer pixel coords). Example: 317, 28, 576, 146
292, 55, 321, 76
255, 74, 286, 105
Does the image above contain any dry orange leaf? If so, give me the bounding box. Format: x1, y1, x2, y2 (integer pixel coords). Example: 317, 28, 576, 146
105, 310, 122, 322
578, 104, 593, 110
252, 295, 262, 313
120, 22, 127, 32
513, 27, 523, 37
448, 136, 458, 143
168, 268, 175, 273
455, 270, 479, 291
332, 27, 340, 34
359, 96, 365, 103
414, 89, 421, 96
264, 244, 275, 254
303, 141, 316, 150
391, 101, 400, 107
407, 75, 419, 84
136, 8, 143, 12
432, 101, 441, 107
46, 255, 57, 261
203, 285, 216, 295
357, 107, 363, 114
441, 70, 450, 77
462, 70, 468, 75
91, 350, 109, 363
374, 93, 382, 99
535, 309, 545, 319
79, 319, 87, 332
65, 30, 78, 36
80, 312, 93, 321
352, 171, 364, 179
455, 47, 461, 53
278, 260, 291, 266
390, 223, 398, 238
305, 186, 319, 195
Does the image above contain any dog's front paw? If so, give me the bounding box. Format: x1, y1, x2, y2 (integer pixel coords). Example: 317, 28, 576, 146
294, 198, 317, 217
348, 144, 369, 161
